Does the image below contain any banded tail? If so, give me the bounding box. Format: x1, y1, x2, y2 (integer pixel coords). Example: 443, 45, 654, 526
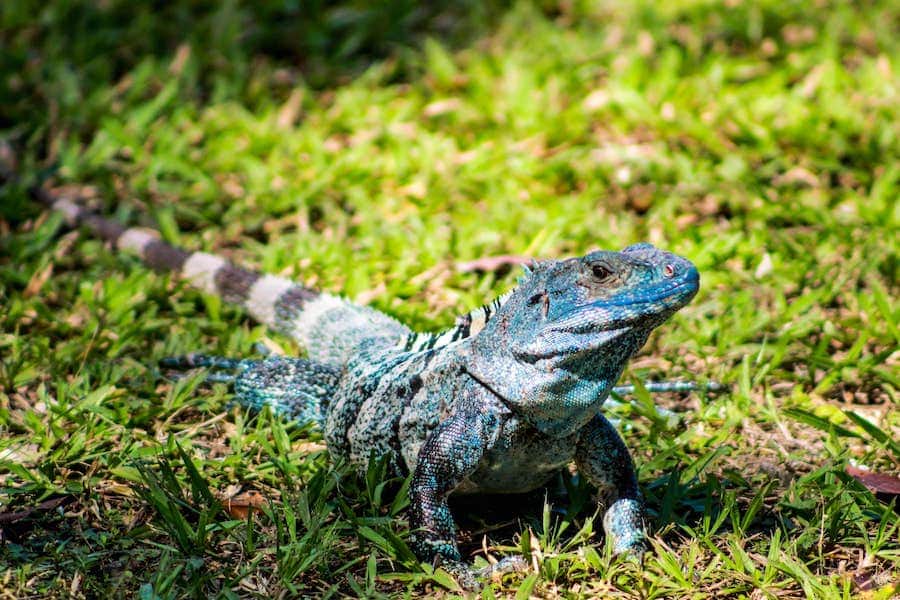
12, 175, 409, 365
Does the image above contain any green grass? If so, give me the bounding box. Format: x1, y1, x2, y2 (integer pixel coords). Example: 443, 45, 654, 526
1, 0, 898, 597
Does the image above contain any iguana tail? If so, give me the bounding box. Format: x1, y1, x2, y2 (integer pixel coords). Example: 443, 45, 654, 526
5, 158, 408, 365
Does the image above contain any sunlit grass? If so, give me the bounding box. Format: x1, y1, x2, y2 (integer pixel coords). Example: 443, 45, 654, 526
1, 0, 897, 597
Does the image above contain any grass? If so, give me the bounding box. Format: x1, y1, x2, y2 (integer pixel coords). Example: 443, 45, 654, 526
1, 0, 898, 597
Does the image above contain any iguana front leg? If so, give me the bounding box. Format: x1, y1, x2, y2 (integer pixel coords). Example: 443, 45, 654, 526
575, 413, 645, 555
408, 394, 520, 589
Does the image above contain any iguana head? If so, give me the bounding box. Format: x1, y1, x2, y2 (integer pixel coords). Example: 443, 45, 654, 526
465, 243, 699, 437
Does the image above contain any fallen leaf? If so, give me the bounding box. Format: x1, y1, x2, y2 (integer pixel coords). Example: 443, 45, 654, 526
755, 253, 773, 279
773, 166, 819, 188
423, 98, 461, 117
846, 465, 900, 500
397, 179, 427, 199
0, 496, 71, 525
583, 89, 610, 111
277, 88, 305, 129
0, 140, 16, 173
168, 43, 191, 76
295, 441, 327, 454
94, 481, 136, 498
456, 255, 532, 273
24, 263, 54, 297
0, 496, 74, 543
222, 490, 267, 520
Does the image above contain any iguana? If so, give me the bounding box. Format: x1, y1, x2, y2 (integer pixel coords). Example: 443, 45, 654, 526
14, 173, 704, 589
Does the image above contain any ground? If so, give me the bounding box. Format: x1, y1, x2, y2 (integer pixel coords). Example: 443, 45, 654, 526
0, 0, 898, 598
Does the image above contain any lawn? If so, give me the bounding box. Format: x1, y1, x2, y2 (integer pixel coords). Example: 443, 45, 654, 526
0, 0, 898, 597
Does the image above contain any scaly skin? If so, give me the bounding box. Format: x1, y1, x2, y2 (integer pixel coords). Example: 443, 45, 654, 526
26, 187, 700, 589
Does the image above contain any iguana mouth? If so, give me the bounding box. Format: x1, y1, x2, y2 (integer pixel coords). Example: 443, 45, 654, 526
584, 269, 699, 310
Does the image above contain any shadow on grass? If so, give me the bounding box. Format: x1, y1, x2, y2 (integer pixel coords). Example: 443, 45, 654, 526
3, 0, 858, 139
1, 1, 510, 135
4, 0, 883, 172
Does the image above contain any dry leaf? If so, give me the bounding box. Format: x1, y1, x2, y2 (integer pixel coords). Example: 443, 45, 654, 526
0, 497, 69, 523
24, 263, 54, 297
846, 465, 900, 499
277, 88, 305, 129
222, 490, 267, 520
755, 253, 773, 279
168, 44, 191, 76
0, 496, 72, 533
583, 89, 610, 111
456, 255, 532, 273
423, 98, 461, 117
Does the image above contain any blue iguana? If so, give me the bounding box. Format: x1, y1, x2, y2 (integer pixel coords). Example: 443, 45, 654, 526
20, 180, 703, 589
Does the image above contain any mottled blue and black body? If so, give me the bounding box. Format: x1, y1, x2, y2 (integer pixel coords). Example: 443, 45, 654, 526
34, 190, 700, 589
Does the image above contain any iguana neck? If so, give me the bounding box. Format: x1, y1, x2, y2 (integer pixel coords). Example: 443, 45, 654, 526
463, 328, 651, 438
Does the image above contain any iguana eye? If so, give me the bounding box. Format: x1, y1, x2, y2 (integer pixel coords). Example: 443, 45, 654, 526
591, 264, 613, 281
664, 264, 675, 278
528, 291, 550, 316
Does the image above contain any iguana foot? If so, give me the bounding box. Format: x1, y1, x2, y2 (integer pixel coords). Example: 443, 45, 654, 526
438, 560, 481, 591
438, 555, 529, 591
477, 555, 529, 578
603, 497, 646, 556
